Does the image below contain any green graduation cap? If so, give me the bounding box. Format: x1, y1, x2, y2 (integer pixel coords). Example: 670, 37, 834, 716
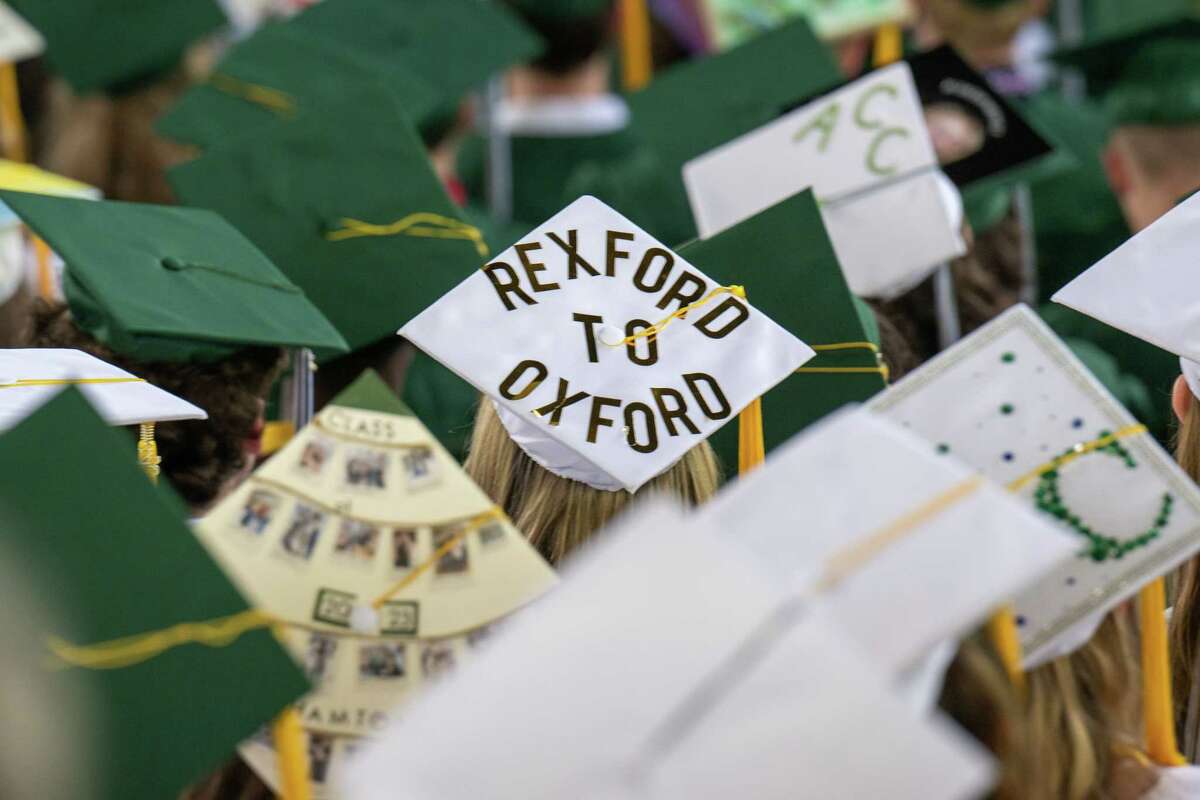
156, 22, 441, 151
0, 191, 348, 362
507, 0, 613, 19
167, 99, 481, 357
287, 0, 542, 129
8, 0, 227, 94
677, 190, 886, 469
0, 387, 308, 799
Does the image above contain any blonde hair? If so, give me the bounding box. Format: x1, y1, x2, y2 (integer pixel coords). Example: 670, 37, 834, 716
1171, 390, 1200, 749
464, 399, 721, 564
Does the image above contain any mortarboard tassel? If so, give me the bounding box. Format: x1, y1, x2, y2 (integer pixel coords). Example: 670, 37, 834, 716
0, 62, 27, 162
986, 605, 1025, 691
619, 0, 654, 91
1139, 577, 1187, 765
737, 397, 765, 476
137, 422, 161, 484
272, 707, 313, 800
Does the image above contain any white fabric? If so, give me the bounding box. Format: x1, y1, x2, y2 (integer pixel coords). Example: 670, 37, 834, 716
343, 501, 995, 800
494, 94, 630, 137
0, 2, 42, 64
701, 407, 1077, 677
496, 402, 624, 492
895, 638, 957, 714
1020, 608, 1105, 669
1145, 766, 1200, 800
0, 349, 206, 431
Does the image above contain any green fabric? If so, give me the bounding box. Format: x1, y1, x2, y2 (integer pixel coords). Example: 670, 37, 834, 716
402, 349, 480, 462
9, 0, 226, 94
509, 0, 612, 18
156, 23, 440, 150
0, 388, 308, 799
168, 100, 481, 357
677, 190, 885, 473
851, 295, 881, 348
334, 369, 415, 417
288, 0, 541, 128
1038, 303, 1176, 445
0, 191, 347, 362
1017, 91, 1130, 302
1103, 37, 1200, 125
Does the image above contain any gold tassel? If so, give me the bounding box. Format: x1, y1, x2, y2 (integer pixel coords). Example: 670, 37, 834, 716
272, 708, 312, 800
1139, 577, 1186, 765
872, 23, 904, 68
986, 605, 1026, 692
0, 62, 27, 162
137, 422, 161, 484
619, 0, 653, 91
737, 397, 765, 476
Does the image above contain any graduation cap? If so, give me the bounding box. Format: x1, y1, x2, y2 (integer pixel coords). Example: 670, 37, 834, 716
1, 191, 348, 362
156, 22, 441, 151
704, 0, 911, 46
8, 0, 228, 94
869, 304, 1200, 667
507, 0, 613, 18
0, 1, 42, 64
683, 60, 966, 299
701, 405, 1076, 677
196, 370, 557, 794
0, 388, 308, 798
676, 190, 887, 469
1053, 191, 1200, 417
400, 196, 815, 492
344, 500, 996, 800
168, 99, 481, 357
287, 0, 542, 129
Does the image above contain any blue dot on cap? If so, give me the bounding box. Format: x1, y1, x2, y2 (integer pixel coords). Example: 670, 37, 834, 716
1066, 577, 1076, 586
1016, 615, 1027, 627
1072, 418, 1084, 429
1002, 452, 1015, 462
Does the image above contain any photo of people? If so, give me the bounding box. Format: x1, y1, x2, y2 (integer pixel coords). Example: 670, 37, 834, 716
333, 519, 379, 562
280, 504, 324, 561
238, 490, 280, 535
345, 448, 387, 489
433, 524, 470, 575
392, 528, 418, 570
478, 521, 506, 547
421, 640, 457, 681
358, 642, 407, 680
923, 102, 986, 167
304, 634, 338, 683
297, 436, 334, 477
308, 733, 334, 784
401, 445, 439, 490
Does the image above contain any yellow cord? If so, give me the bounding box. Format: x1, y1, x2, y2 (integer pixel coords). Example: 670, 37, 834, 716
619, 0, 653, 91
610, 285, 745, 347
272, 708, 312, 800
1139, 577, 1187, 765
209, 73, 296, 118
325, 213, 489, 257
1006, 425, 1148, 492
737, 397, 765, 476
0, 62, 27, 162
0, 377, 145, 388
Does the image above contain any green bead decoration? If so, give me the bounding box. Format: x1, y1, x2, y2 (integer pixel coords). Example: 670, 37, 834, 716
1000, 403, 1015, 415
1033, 434, 1171, 562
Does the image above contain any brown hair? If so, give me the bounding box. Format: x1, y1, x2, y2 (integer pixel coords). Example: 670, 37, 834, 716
922, 0, 1041, 53
28, 301, 285, 513
1113, 126, 1200, 187
465, 398, 721, 564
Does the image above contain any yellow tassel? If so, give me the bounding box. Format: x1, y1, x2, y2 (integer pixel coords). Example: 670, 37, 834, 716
737, 397, 765, 476
260, 421, 296, 457
872, 23, 904, 68
0, 62, 27, 162
986, 605, 1026, 692
1139, 577, 1187, 765
272, 708, 312, 800
619, 0, 653, 91
137, 422, 161, 484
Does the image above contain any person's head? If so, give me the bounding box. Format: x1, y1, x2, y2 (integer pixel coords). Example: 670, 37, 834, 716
465, 398, 720, 564
1103, 125, 1200, 233
912, 0, 1049, 68
28, 300, 285, 514
504, 0, 615, 99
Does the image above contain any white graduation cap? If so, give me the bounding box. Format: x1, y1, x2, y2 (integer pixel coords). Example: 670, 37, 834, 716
0, 2, 43, 65
1052, 191, 1200, 400
869, 305, 1200, 666
0, 349, 205, 431
400, 195, 815, 493
342, 500, 996, 800
698, 405, 1077, 678
682, 60, 966, 299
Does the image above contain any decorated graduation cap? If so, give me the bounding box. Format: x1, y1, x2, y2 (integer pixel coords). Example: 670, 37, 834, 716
7, 0, 227, 94
683, 60, 966, 299
401, 196, 815, 492
0, 1, 41, 64
156, 23, 441, 151
168, 99, 481, 357
701, 406, 1076, 677
288, 0, 541, 130
1053, 191, 1200, 414
0, 388, 308, 798
196, 370, 557, 795
344, 500, 996, 800
0, 191, 348, 362
676, 190, 887, 468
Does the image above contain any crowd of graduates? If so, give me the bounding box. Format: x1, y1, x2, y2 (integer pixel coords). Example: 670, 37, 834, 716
6, 0, 1200, 798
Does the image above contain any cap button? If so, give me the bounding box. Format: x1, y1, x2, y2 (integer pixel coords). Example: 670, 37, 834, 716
598, 325, 625, 347
349, 604, 380, 634
160, 257, 186, 271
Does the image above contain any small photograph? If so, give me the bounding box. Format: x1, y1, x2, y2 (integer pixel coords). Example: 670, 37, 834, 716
333, 519, 380, 562
401, 445, 439, 490
477, 521, 506, 547
924, 102, 986, 166
297, 436, 334, 477
432, 524, 470, 576
391, 528, 418, 570
304, 634, 338, 683
345, 448, 388, 489
238, 490, 280, 535
280, 504, 324, 561
421, 640, 457, 681
358, 642, 407, 680
308, 733, 334, 785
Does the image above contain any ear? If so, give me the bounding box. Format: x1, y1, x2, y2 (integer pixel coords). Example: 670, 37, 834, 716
1173, 374, 1192, 423
1103, 139, 1131, 198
